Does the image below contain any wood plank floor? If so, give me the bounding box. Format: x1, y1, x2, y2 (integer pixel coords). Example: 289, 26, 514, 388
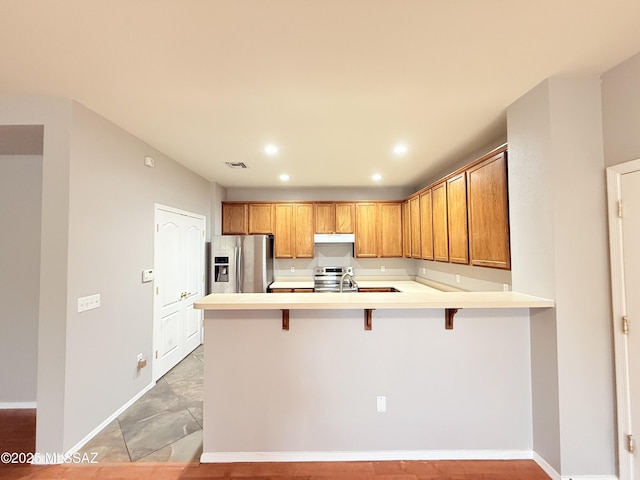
0, 409, 551, 479
1, 459, 551, 479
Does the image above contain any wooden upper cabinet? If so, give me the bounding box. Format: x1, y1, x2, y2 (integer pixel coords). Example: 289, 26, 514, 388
355, 203, 378, 258
294, 203, 315, 258
314, 203, 335, 234
314, 202, 354, 234
467, 151, 511, 269
447, 172, 469, 264
432, 182, 449, 262
274, 204, 293, 258
248, 203, 274, 234
379, 202, 403, 257
402, 200, 411, 258
222, 203, 248, 234
335, 203, 355, 233
409, 195, 421, 259
420, 189, 434, 260
275, 203, 314, 258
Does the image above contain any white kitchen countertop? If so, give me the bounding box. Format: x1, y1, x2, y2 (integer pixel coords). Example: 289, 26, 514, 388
195, 279, 553, 310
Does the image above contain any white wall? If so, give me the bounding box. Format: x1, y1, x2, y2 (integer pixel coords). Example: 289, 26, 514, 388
507, 77, 615, 477
0, 154, 42, 405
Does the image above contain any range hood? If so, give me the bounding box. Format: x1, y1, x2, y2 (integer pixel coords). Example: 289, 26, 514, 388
314, 233, 355, 244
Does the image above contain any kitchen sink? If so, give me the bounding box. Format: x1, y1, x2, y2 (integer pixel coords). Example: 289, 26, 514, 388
357, 287, 400, 293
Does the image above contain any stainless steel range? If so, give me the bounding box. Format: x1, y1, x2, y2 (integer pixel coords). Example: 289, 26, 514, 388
313, 266, 358, 293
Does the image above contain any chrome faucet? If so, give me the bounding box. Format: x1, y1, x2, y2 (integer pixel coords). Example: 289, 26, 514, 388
339, 272, 357, 292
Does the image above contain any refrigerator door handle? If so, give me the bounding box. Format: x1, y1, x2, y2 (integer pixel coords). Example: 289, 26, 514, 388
237, 246, 243, 292
234, 245, 242, 293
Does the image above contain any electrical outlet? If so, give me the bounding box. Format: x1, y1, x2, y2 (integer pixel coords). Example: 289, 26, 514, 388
380, 266, 385, 272
377, 396, 387, 413
455, 274, 460, 283
421, 268, 426, 274
136, 353, 147, 370
290, 266, 295, 273
503, 283, 509, 292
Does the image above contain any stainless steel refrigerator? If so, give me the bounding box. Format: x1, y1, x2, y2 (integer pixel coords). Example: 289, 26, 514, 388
210, 235, 274, 293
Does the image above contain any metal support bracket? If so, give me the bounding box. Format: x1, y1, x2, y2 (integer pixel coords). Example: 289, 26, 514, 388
365, 309, 374, 330
445, 308, 459, 330
282, 309, 289, 330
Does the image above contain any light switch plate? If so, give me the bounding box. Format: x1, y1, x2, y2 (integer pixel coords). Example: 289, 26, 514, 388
77, 294, 100, 313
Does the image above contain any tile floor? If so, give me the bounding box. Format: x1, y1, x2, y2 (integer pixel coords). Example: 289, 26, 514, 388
79, 345, 204, 462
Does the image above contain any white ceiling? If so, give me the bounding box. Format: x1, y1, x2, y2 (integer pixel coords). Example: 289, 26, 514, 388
1, 1, 640, 189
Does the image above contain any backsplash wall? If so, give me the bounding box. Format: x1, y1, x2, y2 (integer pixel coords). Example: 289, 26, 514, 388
274, 244, 415, 280
274, 244, 512, 291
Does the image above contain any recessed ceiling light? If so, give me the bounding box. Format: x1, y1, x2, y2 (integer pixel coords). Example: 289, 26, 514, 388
263, 144, 279, 156
279, 174, 290, 182
372, 173, 382, 182
393, 143, 408, 156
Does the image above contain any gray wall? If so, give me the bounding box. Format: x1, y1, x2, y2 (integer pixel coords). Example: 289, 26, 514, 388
0, 97, 73, 455
602, 50, 640, 166
0, 154, 42, 405
226, 186, 413, 202
507, 77, 615, 476
62, 102, 211, 450
0, 97, 212, 454
204, 307, 533, 457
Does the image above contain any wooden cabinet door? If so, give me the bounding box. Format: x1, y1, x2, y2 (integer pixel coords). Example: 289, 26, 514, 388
335, 203, 355, 233
248, 203, 274, 234
294, 203, 314, 258
274, 204, 293, 258
355, 203, 378, 257
420, 189, 434, 260
432, 182, 449, 261
467, 152, 510, 269
409, 196, 421, 258
314, 203, 335, 234
379, 202, 403, 257
447, 172, 469, 264
402, 200, 411, 258
222, 203, 248, 234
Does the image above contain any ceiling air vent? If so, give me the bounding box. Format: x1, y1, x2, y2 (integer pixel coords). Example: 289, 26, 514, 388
225, 161, 248, 169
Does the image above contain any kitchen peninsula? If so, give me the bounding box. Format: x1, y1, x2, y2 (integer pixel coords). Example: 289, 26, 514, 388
194, 282, 552, 463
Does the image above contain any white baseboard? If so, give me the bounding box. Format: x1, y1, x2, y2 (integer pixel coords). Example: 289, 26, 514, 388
0, 402, 37, 409
561, 477, 618, 480
534, 452, 561, 480
533, 451, 618, 480
201, 449, 533, 463
31, 381, 156, 464
560, 477, 618, 480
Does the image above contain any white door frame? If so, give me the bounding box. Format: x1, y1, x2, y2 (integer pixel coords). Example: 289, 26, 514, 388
153, 203, 206, 381
606, 159, 640, 480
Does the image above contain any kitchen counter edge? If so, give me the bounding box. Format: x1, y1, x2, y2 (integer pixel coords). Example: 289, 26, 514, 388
194, 289, 554, 310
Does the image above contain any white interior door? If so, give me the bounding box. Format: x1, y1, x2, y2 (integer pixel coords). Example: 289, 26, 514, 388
154, 205, 205, 380
621, 170, 640, 479
607, 161, 640, 480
